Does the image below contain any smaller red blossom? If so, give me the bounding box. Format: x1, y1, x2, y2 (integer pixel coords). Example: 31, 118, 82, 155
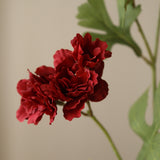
16, 66, 58, 125
71, 33, 112, 77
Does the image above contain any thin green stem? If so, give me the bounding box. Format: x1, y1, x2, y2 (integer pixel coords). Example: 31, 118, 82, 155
152, 6, 160, 102
135, 19, 157, 100
141, 55, 152, 66
135, 20, 154, 61
154, 6, 160, 61
85, 101, 122, 160
86, 101, 93, 116
152, 64, 157, 100
133, 1, 154, 61
133, 1, 158, 103
81, 111, 89, 116
91, 115, 122, 160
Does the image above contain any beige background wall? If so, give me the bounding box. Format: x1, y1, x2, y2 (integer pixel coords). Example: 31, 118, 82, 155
1, 0, 160, 160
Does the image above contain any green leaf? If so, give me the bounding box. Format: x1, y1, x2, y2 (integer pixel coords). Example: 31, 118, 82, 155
153, 83, 160, 128
88, 31, 141, 54
117, 0, 126, 28
88, 0, 113, 26
129, 82, 160, 160
117, 0, 141, 30
137, 134, 160, 160
129, 89, 151, 141
77, 0, 142, 56
124, 4, 141, 30
77, 0, 113, 31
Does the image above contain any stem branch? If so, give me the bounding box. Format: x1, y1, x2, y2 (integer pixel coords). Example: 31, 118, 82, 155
91, 115, 122, 160
154, 6, 160, 61
85, 101, 123, 160
152, 64, 157, 100
133, 1, 154, 61
141, 55, 152, 66
135, 20, 153, 61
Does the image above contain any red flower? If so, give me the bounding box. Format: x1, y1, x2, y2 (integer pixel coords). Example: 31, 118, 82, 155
71, 33, 112, 77
16, 33, 111, 124
16, 66, 58, 125
53, 49, 108, 121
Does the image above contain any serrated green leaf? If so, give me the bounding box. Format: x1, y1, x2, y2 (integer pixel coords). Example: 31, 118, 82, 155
137, 134, 160, 160
117, 0, 141, 30
124, 4, 141, 29
78, 19, 107, 31
117, 0, 126, 28
137, 142, 149, 160
129, 82, 160, 160
129, 89, 151, 141
88, 31, 141, 54
77, 0, 142, 57
88, 0, 113, 27
77, 0, 113, 31
153, 83, 160, 128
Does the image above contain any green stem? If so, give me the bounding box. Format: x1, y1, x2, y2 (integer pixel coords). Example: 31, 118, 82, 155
134, 0, 158, 101
135, 19, 157, 97
136, 19, 157, 101
152, 6, 160, 101
141, 55, 152, 66
86, 101, 93, 116
85, 102, 122, 160
133, 1, 154, 60
152, 64, 157, 100
91, 115, 122, 160
135, 20, 154, 61
154, 6, 160, 60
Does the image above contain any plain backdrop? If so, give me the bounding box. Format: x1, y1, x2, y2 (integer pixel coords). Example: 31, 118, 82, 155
0, 0, 160, 160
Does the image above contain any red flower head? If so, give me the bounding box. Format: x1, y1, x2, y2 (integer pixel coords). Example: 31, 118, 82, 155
53, 49, 108, 121
16, 33, 111, 124
16, 66, 58, 125
71, 33, 112, 77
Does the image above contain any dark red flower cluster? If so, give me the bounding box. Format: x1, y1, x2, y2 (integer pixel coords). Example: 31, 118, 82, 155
16, 33, 112, 125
